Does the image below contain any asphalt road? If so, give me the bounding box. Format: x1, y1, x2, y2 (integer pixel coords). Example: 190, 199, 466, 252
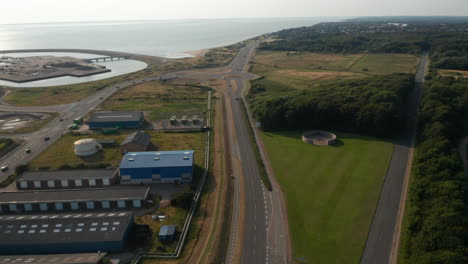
360, 52, 429, 264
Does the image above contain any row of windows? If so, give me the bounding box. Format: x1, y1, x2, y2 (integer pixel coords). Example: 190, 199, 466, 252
4, 200, 141, 212
19, 178, 111, 189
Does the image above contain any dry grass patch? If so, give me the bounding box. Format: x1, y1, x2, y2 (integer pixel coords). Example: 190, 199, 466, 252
438, 69, 468, 78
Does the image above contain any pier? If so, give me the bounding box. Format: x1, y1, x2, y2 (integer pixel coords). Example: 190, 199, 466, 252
86, 55, 131, 63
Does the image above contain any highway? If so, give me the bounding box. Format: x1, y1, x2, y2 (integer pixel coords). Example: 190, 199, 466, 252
360, 52, 429, 264
0, 43, 291, 264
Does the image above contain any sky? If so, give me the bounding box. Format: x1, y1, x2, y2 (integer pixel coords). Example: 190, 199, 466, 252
1, 0, 467, 24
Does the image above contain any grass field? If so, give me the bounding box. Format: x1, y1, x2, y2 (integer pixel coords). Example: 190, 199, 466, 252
349, 54, 419, 75
261, 131, 393, 264
29, 131, 205, 170
101, 81, 209, 120
251, 51, 419, 91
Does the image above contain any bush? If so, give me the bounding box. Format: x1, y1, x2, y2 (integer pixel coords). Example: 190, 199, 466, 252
15, 164, 29, 175
170, 190, 195, 210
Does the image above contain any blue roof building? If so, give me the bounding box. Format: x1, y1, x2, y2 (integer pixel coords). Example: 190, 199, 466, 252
119, 151, 194, 184
159, 225, 176, 241
88, 111, 144, 130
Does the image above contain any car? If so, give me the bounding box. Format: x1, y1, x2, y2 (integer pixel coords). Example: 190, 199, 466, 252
44, 137, 50, 141
25, 149, 31, 153
99, 96, 103, 99
1, 166, 8, 172
59, 118, 63, 122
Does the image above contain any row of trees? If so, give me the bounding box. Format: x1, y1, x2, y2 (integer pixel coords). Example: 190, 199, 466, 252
249, 74, 414, 137
402, 77, 468, 263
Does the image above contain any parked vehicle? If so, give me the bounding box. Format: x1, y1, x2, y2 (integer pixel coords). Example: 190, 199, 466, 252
1, 166, 8, 172
25, 149, 31, 153
44, 137, 50, 141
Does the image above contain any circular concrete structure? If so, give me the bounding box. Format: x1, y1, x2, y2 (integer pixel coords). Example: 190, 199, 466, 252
74, 138, 102, 156
302, 131, 337, 146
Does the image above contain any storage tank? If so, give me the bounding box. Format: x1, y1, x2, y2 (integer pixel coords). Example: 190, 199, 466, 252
74, 138, 102, 156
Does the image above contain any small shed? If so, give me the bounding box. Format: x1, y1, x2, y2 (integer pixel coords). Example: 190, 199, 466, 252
120, 131, 150, 154
158, 225, 176, 242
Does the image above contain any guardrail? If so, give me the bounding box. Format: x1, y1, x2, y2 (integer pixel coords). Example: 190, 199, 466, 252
130, 91, 212, 263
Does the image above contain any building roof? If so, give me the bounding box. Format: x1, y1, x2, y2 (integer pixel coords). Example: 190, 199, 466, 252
89, 111, 143, 123
0, 187, 149, 203
0, 212, 133, 246
0, 253, 105, 264
159, 225, 176, 236
121, 131, 150, 147
119, 151, 194, 169
17, 169, 117, 182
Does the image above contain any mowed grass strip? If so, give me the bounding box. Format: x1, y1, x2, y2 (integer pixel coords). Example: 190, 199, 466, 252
261, 131, 393, 264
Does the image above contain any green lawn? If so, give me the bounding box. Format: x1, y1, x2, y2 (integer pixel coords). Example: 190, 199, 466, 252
261, 131, 394, 264
349, 54, 419, 75
30, 131, 205, 170
101, 81, 208, 120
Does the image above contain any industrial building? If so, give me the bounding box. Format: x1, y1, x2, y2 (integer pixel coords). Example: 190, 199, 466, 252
16, 168, 118, 190
120, 131, 151, 154
88, 111, 144, 129
74, 138, 102, 156
119, 150, 194, 184
0, 212, 134, 254
0, 187, 149, 214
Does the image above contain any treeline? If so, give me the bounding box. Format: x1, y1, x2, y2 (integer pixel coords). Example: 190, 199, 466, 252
249, 73, 414, 137
260, 22, 468, 71
402, 77, 468, 263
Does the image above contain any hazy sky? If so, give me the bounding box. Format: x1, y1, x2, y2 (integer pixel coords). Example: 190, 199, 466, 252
1, 0, 467, 24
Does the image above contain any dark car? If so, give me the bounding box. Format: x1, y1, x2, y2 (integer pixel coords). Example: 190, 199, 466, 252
44, 137, 50, 141
1, 166, 8, 172
25, 149, 31, 153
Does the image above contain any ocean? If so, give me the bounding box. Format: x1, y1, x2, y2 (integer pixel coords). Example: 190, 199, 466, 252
0, 17, 338, 58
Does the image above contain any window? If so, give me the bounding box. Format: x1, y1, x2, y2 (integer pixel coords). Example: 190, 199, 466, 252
113, 222, 120, 226
18, 230, 25, 234
61, 180, 69, 187
77, 223, 84, 227
39, 203, 48, 211
41, 224, 49, 228
55, 202, 64, 211
102, 222, 109, 226
40, 229, 46, 233
55, 224, 62, 227
133, 200, 142, 208
20, 225, 27, 228
91, 223, 98, 226
100, 227, 108, 231
70, 202, 79, 210
64, 228, 71, 232
86, 201, 95, 209
90, 228, 97, 231
103, 178, 110, 185
47, 180, 55, 188
28, 230, 36, 234
89, 179, 96, 186
76, 228, 83, 232
53, 229, 60, 233
24, 204, 32, 211
19, 180, 27, 189
33, 181, 41, 188
31, 225, 38, 228
75, 179, 82, 187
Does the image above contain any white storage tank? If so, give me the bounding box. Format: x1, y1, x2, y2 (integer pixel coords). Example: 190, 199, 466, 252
74, 138, 102, 156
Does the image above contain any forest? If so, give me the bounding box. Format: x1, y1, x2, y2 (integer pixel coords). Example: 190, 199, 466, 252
402, 77, 468, 263
249, 73, 414, 137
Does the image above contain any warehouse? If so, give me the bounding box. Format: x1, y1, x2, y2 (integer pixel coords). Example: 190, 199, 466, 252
16, 168, 118, 190
0, 187, 149, 214
88, 111, 144, 129
0, 253, 105, 264
119, 150, 194, 184
0, 212, 134, 254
